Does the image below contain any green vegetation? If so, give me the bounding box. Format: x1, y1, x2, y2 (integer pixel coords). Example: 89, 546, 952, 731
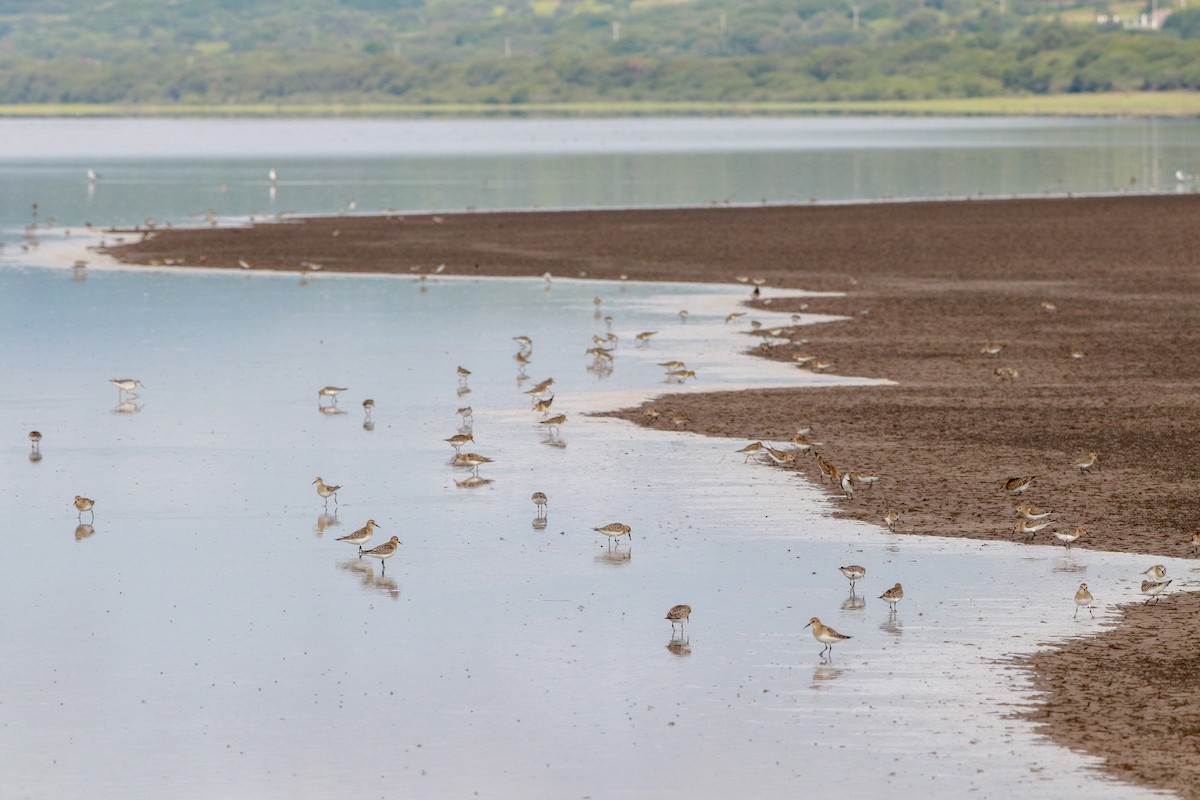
0, 0, 1197, 111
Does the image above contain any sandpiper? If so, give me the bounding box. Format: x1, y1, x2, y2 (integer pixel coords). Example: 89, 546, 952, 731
28, 430, 41, 451
644, 406, 661, 420
635, 331, 657, 344
337, 519, 379, 553
884, 510, 899, 532
1014, 519, 1052, 538
665, 604, 691, 634
790, 434, 813, 452
445, 432, 474, 452
763, 445, 796, 466
318, 386, 347, 404
456, 366, 471, 383
362, 536, 402, 571
725, 312, 746, 323
979, 343, 1005, 356
362, 398, 374, 416
839, 471, 855, 498
678, 310, 689, 321
1142, 564, 1167, 581
533, 396, 555, 415
1003, 475, 1037, 495
531, 491, 548, 515
1054, 526, 1085, 548
110, 378, 143, 399
736, 441, 764, 462
1074, 583, 1094, 618
313, 476, 342, 506
879, 582, 904, 612
1015, 504, 1053, 521
593, 522, 632, 545
815, 453, 838, 484
1141, 578, 1172, 605
453, 452, 494, 473
456, 406, 473, 423
670, 412, 691, 429
804, 617, 851, 657
73, 495, 95, 520
1074, 452, 1098, 473
839, 565, 866, 588
540, 414, 566, 435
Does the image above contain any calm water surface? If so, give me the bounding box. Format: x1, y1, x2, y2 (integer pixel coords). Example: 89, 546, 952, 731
2, 118, 1196, 798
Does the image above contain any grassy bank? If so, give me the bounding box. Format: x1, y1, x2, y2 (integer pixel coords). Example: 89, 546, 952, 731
1, 92, 1197, 119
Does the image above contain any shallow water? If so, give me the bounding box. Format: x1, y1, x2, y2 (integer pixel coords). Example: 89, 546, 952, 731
2, 258, 1191, 798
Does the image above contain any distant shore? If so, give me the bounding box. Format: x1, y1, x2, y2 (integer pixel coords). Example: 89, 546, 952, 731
104, 195, 1200, 797
5, 91, 1200, 118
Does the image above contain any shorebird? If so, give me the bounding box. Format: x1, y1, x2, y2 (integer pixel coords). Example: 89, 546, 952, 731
678, 310, 689, 321
669, 412, 691, 429
313, 476, 342, 506
1015, 504, 1053, 521
362, 536, 401, 572
1074, 452, 1098, 473
531, 491, 548, 515
1003, 475, 1036, 495
1141, 578, 1172, 605
635, 331, 657, 344
87, 168, 101, 183
793, 353, 818, 365
28, 430, 41, 451
1053, 526, 1085, 548
1014, 519, 1052, 539
879, 583, 904, 612
453, 452, 494, 474
790, 435, 813, 453
1074, 583, 1094, 618
644, 406, 661, 420
593, 522, 632, 545
666, 369, 696, 382
514, 350, 531, 372
268, 168, 277, 183
362, 399, 374, 417
979, 343, 1005, 356
1142, 564, 1167, 581
725, 312, 746, 323
456, 406, 473, 424
666, 604, 691, 634
839, 565, 866, 589
849, 471, 879, 490
533, 396, 555, 415
884, 510, 899, 532
763, 445, 796, 466
540, 414, 566, 435
804, 617, 851, 658
337, 519, 379, 553
318, 386, 347, 404
456, 366, 471, 383
815, 453, 838, 484
110, 378, 143, 399
993, 367, 1019, 382
73, 495, 95, 520
445, 433, 474, 452
1040, 301, 1057, 312
839, 471, 857, 498
1069, 348, 1086, 360
736, 441, 764, 462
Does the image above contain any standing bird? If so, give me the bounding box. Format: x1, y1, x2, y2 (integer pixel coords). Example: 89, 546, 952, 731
540, 414, 566, 435
28, 430, 42, 451
1074, 583, 1094, 619
1074, 452, 1098, 473
337, 519, 379, 553
839, 565, 866, 589
456, 366, 471, 383
593, 522, 632, 545
445, 433, 474, 452
1142, 564, 1167, 581
1053, 526, 1086, 548
313, 476, 342, 506
73, 495, 95, 521
884, 510, 899, 532
318, 386, 347, 404
736, 441, 764, 462
531, 491, 548, 515
1003, 475, 1037, 495
804, 617, 851, 658
362, 399, 375, 417
1141, 579, 1172, 605
362, 536, 402, 572
665, 604, 691, 634
110, 378, 143, 400
879, 582, 904, 612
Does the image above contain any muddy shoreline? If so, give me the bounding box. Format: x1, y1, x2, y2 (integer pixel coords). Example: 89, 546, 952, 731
105, 195, 1200, 797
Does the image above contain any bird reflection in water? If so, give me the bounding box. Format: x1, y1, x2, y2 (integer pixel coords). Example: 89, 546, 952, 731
541, 435, 566, 449
456, 475, 493, 489
880, 614, 903, 636
315, 509, 341, 535
811, 663, 843, 687
112, 401, 142, 414
363, 418, 375, 432
1053, 555, 1087, 574
338, 559, 400, 599
318, 404, 347, 416
531, 516, 548, 531
74, 524, 96, 541
594, 549, 631, 567
841, 590, 866, 612
29, 450, 43, 463
666, 635, 691, 657
456, 385, 471, 398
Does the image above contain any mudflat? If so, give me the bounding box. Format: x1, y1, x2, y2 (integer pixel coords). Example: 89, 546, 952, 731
106, 195, 1200, 797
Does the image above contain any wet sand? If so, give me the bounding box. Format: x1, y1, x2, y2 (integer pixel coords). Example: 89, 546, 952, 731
106, 195, 1200, 797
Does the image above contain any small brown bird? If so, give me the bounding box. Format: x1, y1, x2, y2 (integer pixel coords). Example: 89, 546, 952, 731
879, 582, 904, 612
73, 495, 95, 520
28, 430, 42, 450
804, 617, 851, 657
1003, 475, 1036, 495
665, 604, 691, 634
